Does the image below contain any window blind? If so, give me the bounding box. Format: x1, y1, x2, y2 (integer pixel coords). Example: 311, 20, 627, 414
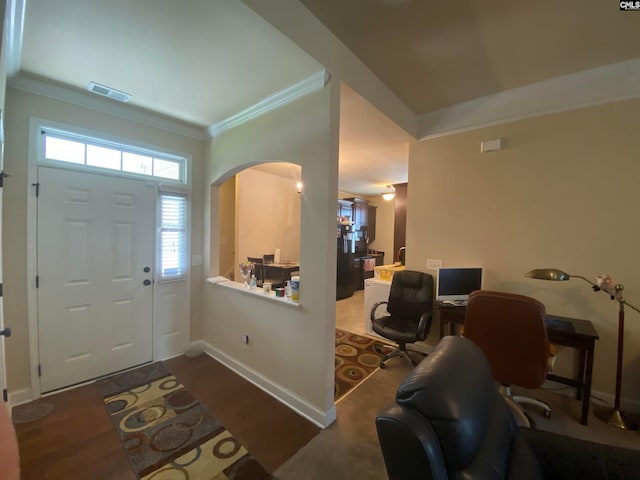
160, 194, 187, 279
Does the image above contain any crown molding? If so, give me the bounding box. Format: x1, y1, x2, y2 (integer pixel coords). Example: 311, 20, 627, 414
417, 58, 640, 141
8, 74, 210, 141
208, 69, 329, 137
241, 0, 417, 139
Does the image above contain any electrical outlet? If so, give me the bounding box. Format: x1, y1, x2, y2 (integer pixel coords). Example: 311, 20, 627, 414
242, 335, 249, 345
426, 259, 442, 270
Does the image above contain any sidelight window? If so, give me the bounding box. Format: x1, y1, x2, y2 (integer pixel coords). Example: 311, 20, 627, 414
159, 194, 187, 280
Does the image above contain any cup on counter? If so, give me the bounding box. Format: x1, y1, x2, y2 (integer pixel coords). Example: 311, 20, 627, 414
263, 282, 272, 295
275, 287, 285, 297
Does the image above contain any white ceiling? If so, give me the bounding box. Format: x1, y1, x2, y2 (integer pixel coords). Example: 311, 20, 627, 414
19, 0, 322, 126
9, 0, 640, 196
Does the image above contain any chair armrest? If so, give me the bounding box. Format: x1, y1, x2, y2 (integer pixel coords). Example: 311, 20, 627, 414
418, 311, 433, 339
376, 403, 448, 480
371, 301, 389, 322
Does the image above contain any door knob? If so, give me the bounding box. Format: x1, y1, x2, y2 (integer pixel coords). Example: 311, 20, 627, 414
144, 266, 151, 273
0, 328, 11, 338
143, 279, 152, 286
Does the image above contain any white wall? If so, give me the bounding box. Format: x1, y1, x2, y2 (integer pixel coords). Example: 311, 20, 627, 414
202, 83, 339, 426
407, 99, 640, 411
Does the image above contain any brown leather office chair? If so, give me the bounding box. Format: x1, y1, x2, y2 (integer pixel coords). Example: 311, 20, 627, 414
463, 290, 552, 425
371, 270, 434, 368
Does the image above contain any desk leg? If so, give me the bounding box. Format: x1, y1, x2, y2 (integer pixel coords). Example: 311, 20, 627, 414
581, 343, 595, 426
576, 349, 586, 401
439, 316, 446, 339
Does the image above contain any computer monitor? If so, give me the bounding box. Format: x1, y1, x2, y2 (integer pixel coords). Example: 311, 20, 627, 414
436, 267, 483, 303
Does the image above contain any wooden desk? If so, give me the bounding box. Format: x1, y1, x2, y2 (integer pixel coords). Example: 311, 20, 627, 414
545, 315, 599, 425
436, 304, 599, 425
438, 304, 466, 338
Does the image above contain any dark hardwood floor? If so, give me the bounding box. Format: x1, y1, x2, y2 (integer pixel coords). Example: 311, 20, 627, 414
13, 354, 321, 479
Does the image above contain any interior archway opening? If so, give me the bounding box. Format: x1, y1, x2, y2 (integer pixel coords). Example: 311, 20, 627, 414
216, 162, 302, 289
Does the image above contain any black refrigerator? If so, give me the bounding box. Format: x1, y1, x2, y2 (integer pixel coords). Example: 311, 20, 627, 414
336, 224, 355, 300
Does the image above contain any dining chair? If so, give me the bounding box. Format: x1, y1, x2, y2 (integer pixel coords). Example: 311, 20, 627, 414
247, 257, 264, 287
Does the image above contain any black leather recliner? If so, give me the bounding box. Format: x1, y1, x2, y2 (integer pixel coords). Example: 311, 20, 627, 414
376, 336, 640, 480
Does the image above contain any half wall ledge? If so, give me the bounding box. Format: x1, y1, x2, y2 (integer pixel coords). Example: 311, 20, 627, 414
206, 277, 302, 309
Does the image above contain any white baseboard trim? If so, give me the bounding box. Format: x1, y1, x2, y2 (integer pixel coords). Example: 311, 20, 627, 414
590, 388, 640, 415
407, 340, 434, 356
542, 381, 640, 415
8, 387, 34, 409
190, 340, 336, 428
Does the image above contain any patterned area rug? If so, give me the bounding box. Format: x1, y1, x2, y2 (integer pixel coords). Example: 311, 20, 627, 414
97, 362, 271, 479
335, 328, 391, 401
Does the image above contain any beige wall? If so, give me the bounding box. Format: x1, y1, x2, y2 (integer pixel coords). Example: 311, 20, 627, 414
218, 177, 236, 281
407, 99, 640, 409
203, 84, 339, 422
236, 167, 301, 280
3, 88, 205, 393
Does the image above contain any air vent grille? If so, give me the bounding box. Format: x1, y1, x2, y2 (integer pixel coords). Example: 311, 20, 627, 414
88, 82, 131, 103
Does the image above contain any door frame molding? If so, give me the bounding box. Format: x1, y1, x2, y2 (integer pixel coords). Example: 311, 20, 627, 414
24, 117, 191, 401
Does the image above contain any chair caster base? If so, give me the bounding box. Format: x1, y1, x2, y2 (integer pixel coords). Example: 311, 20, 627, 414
380, 348, 415, 368
512, 394, 552, 420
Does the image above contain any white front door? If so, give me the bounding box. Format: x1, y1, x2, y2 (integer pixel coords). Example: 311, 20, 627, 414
37, 167, 154, 392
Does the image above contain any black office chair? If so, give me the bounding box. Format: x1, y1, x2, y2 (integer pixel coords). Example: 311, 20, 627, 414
371, 270, 434, 368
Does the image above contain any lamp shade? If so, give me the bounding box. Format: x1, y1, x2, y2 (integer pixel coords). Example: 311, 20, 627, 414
525, 268, 571, 281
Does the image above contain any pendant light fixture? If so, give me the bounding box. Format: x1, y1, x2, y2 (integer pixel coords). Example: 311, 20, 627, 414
382, 184, 396, 201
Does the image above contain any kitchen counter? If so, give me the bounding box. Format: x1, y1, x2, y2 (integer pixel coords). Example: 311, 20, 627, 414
374, 263, 406, 281
352, 252, 385, 291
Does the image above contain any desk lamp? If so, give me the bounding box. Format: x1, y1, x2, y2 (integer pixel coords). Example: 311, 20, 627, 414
525, 268, 639, 430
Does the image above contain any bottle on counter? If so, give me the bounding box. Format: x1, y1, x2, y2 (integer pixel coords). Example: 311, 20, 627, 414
290, 276, 300, 302
285, 280, 291, 300
249, 274, 257, 289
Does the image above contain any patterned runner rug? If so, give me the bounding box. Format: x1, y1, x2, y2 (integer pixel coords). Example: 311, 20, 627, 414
335, 328, 391, 401
97, 362, 271, 479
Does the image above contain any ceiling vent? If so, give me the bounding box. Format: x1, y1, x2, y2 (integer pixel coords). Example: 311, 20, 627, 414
88, 81, 131, 103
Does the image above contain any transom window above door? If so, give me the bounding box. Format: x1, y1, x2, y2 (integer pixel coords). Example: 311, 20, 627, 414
40, 127, 187, 184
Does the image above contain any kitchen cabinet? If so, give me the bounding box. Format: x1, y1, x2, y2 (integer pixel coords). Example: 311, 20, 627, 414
345, 197, 368, 228
367, 205, 377, 243
337, 199, 353, 222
